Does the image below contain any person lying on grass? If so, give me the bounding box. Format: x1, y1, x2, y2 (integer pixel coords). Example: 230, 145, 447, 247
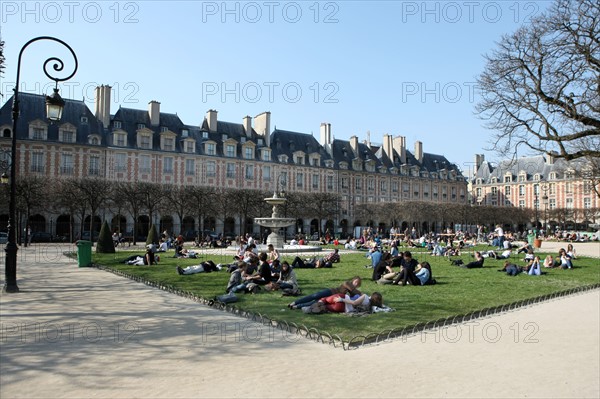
122, 248, 159, 265
460, 251, 484, 269
306, 292, 384, 313
177, 260, 220, 275
288, 276, 362, 309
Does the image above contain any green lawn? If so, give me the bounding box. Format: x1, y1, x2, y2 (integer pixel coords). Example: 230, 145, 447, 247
93, 246, 600, 342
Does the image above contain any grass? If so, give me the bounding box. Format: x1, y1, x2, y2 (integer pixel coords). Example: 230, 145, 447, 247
93, 246, 600, 341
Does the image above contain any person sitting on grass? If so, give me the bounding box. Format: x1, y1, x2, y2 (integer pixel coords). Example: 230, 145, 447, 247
392, 251, 419, 285
366, 246, 382, 269
226, 261, 247, 293
543, 255, 555, 268
123, 248, 159, 266
322, 248, 341, 265
567, 243, 577, 259
372, 252, 393, 281
526, 256, 542, 276
276, 261, 300, 294
557, 248, 573, 269
177, 260, 219, 275
414, 261, 435, 285
267, 244, 280, 264
313, 292, 384, 313
461, 251, 484, 269
229, 254, 271, 293
288, 276, 362, 309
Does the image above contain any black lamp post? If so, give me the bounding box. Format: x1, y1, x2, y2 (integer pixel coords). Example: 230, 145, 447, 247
541, 183, 549, 234
4, 36, 78, 293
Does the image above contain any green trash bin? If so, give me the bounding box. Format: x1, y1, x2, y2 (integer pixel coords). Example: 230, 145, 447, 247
76, 240, 92, 267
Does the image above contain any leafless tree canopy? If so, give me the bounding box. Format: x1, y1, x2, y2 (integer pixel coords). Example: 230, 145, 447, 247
477, 0, 600, 161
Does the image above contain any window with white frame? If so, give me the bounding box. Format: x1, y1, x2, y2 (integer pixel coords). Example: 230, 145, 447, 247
491, 186, 498, 195
296, 172, 303, 188
245, 165, 254, 179
433, 186, 438, 198
584, 197, 591, 209
442, 186, 447, 199
33, 127, 45, 140
206, 161, 216, 177
31, 152, 44, 173
327, 175, 334, 190
402, 183, 410, 197
519, 185, 525, 196
312, 174, 319, 189
244, 147, 253, 160
262, 149, 270, 161
504, 175, 511, 183
140, 135, 151, 149
163, 157, 173, 173
62, 130, 75, 143
341, 177, 348, 189
115, 153, 126, 172
140, 155, 151, 173
163, 137, 174, 151
137, 123, 145, 130
185, 159, 195, 176
566, 182, 573, 193
226, 163, 235, 178
355, 177, 362, 190
114, 121, 122, 129
367, 178, 374, 191
518, 174, 526, 182
263, 165, 271, 181
392, 181, 399, 193
226, 144, 236, 158
549, 198, 556, 209
519, 200, 525, 208
451, 186, 456, 199
61, 153, 73, 175
88, 155, 100, 176
184, 141, 195, 153
206, 143, 216, 155
114, 132, 126, 147
380, 180, 387, 192
566, 198, 574, 209
505, 185, 511, 196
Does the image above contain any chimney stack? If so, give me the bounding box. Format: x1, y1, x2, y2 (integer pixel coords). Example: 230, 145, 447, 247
414, 140, 423, 163
474, 154, 485, 174
148, 101, 160, 126
546, 151, 555, 165
94, 85, 111, 129
320, 122, 332, 156
254, 111, 271, 146
382, 134, 394, 161
243, 115, 252, 137
206, 109, 218, 132
393, 136, 407, 164
350, 135, 359, 156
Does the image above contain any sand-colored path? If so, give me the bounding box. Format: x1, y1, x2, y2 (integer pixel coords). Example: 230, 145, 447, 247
1, 242, 598, 398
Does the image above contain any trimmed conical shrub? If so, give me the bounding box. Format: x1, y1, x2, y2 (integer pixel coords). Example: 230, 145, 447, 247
146, 224, 159, 245
96, 221, 115, 253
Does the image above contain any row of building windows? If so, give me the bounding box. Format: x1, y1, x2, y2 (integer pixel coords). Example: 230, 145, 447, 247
476, 170, 578, 185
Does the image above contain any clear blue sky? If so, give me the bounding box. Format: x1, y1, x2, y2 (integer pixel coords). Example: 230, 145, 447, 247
1, 0, 553, 175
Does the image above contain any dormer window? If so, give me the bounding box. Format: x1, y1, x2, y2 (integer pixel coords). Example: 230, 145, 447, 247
258, 138, 264, 146
161, 126, 169, 133
61, 130, 75, 143
81, 116, 88, 124
241, 137, 246, 143
163, 137, 175, 151
181, 129, 189, 137
184, 140, 195, 153
261, 149, 271, 161
137, 123, 145, 130
205, 142, 216, 155
90, 137, 100, 145
226, 144, 236, 157
114, 132, 127, 147
114, 121, 122, 129
325, 160, 334, 168
222, 134, 228, 141
202, 131, 209, 139
29, 120, 48, 140
504, 174, 512, 183
278, 154, 288, 163
244, 147, 253, 160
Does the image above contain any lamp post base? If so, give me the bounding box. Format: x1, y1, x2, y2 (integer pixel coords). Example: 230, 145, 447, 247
4, 242, 20, 293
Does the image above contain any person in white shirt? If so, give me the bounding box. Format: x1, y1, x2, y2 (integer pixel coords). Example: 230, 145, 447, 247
494, 225, 505, 250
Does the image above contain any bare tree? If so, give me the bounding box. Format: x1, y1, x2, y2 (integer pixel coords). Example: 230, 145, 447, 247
15, 175, 47, 242
307, 192, 340, 238
118, 181, 144, 245
164, 185, 194, 236
187, 186, 216, 239
76, 178, 113, 243
477, 0, 600, 161
54, 178, 87, 242
138, 182, 165, 232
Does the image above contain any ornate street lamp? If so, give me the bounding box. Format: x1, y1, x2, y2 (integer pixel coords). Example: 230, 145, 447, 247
4, 37, 78, 293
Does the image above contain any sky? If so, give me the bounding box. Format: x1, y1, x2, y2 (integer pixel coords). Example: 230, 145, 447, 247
1, 0, 553, 176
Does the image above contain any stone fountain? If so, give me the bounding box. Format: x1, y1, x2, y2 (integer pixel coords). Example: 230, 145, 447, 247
254, 191, 296, 249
